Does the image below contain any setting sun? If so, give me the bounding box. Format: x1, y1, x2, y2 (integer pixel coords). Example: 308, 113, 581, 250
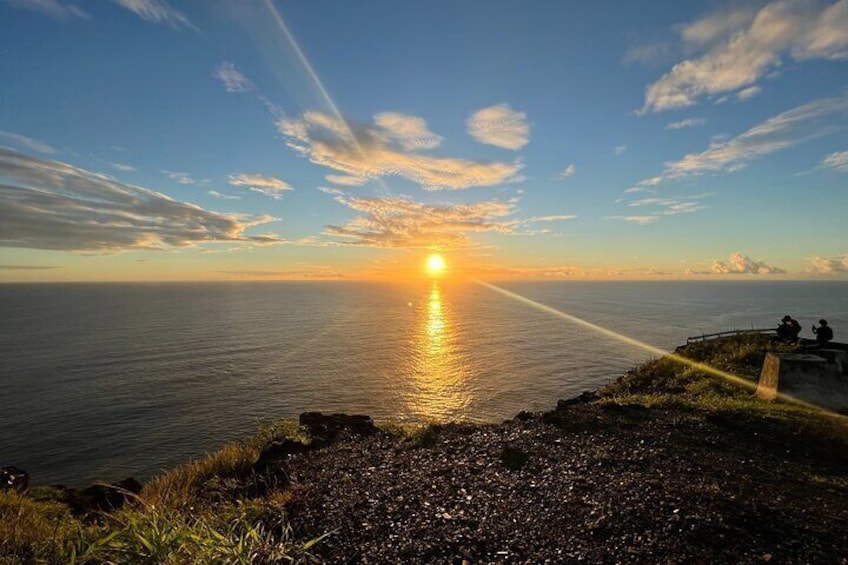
426, 254, 447, 276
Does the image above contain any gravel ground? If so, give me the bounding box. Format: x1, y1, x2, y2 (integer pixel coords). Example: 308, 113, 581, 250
278, 401, 848, 564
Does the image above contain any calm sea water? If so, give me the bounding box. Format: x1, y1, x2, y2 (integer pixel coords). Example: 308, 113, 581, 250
1, 280, 846, 486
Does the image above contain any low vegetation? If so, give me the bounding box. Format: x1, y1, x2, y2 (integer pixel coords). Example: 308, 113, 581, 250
2, 334, 844, 564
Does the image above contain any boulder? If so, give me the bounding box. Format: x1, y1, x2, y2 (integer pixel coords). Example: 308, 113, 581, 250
299, 412, 376, 440
0, 466, 29, 492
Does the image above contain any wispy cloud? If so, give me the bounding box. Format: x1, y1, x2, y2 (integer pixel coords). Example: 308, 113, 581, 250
208, 190, 241, 200
0, 264, 61, 270
809, 255, 848, 273
278, 111, 523, 191
607, 215, 659, 225
558, 163, 576, 179
666, 118, 706, 130
614, 145, 627, 156
466, 104, 530, 150
110, 0, 195, 30
4, 0, 88, 20
213, 61, 254, 93
228, 173, 292, 199
111, 162, 136, 172
163, 170, 208, 185
373, 112, 443, 151
0, 148, 279, 252
631, 95, 848, 191
642, 0, 848, 113
687, 252, 786, 275
324, 191, 521, 249
0, 130, 57, 154
822, 150, 848, 172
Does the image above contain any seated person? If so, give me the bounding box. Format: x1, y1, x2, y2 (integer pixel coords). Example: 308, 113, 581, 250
777, 315, 798, 342
812, 319, 834, 347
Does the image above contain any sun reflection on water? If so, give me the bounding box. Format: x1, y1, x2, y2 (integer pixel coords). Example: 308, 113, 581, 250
406, 282, 471, 420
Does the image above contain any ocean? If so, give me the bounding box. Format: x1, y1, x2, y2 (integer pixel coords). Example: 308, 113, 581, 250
1, 280, 846, 486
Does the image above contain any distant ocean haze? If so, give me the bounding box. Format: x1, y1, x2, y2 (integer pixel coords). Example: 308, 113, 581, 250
1, 280, 846, 486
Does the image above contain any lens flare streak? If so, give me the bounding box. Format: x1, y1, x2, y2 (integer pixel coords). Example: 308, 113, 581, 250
475, 279, 845, 419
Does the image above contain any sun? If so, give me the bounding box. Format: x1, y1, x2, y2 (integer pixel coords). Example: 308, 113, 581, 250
426, 254, 447, 276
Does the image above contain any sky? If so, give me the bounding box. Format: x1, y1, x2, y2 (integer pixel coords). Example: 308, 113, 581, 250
1, 0, 847, 282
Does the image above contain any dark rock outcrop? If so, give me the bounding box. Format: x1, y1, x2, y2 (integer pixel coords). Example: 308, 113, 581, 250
1, 466, 29, 491
299, 412, 377, 441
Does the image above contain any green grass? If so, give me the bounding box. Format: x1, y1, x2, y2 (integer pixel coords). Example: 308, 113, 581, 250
1, 419, 320, 565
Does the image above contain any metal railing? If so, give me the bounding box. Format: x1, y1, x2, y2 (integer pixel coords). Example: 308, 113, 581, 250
686, 328, 777, 344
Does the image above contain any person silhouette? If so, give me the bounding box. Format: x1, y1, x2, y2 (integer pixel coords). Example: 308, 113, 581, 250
812, 319, 833, 347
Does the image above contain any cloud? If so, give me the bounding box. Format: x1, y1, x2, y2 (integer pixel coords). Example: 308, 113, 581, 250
631, 95, 848, 190
736, 85, 762, 101
642, 0, 848, 113
466, 104, 530, 150
0, 131, 57, 154
809, 255, 848, 273
822, 150, 848, 172
622, 194, 711, 221
326, 174, 366, 186
373, 112, 443, 151
0, 148, 280, 253
110, 0, 195, 29
614, 145, 627, 156
623, 41, 675, 66
0, 264, 60, 270
525, 214, 577, 222
111, 162, 135, 172
666, 118, 706, 130
278, 111, 523, 191
214, 61, 254, 93
324, 191, 521, 249
558, 163, 576, 179
710, 252, 786, 274
228, 173, 293, 199
607, 215, 659, 225
4, 0, 87, 19
163, 170, 207, 185
208, 190, 241, 200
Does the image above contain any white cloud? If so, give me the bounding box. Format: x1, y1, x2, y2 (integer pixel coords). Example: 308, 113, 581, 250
110, 0, 195, 29
5, 0, 87, 19
0, 130, 57, 154
325, 174, 366, 186
278, 111, 523, 191
325, 191, 520, 249
632, 95, 848, 189
214, 62, 254, 93
466, 104, 530, 150
524, 214, 577, 222
558, 163, 576, 179
614, 145, 627, 156
163, 170, 207, 185
666, 118, 706, 130
642, 0, 848, 113
711, 252, 785, 274
228, 173, 292, 199
111, 162, 135, 172
809, 255, 848, 273
208, 190, 241, 200
373, 112, 443, 151
0, 148, 279, 253
822, 150, 848, 172
736, 85, 762, 100
607, 215, 659, 224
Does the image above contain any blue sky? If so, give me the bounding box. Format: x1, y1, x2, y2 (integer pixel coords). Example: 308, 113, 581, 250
1, 0, 847, 280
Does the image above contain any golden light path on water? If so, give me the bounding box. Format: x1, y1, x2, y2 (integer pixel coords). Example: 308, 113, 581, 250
474, 279, 848, 421
406, 282, 471, 420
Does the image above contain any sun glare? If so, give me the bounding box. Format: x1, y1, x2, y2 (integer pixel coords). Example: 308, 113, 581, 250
426, 254, 447, 276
